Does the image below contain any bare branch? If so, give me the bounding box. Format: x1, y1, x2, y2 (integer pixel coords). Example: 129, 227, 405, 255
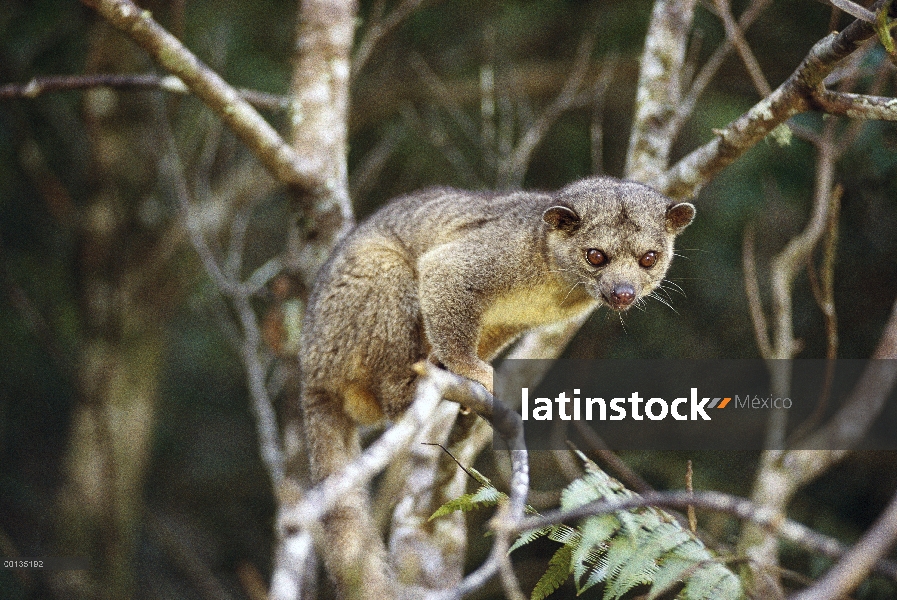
769, 131, 837, 361
586, 55, 618, 176
278, 376, 444, 532
413, 363, 530, 600
814, 88, 897, 119
279, 363, 529, 532
742, 226, 773, 359
352, 0, 430, 78
511, 490, 897, 580
154, 103, 286, 486
790, 489, 897, 600
826, 0, 877, 23
409, 52, 492, 164
0, 73, 292, 110
146, 512, 238, 600
712, 0, 772, 96
674, 0, 772, 133
496, 32, 598, 188
657, 0, 897, 198
269, 530, 316, 600
350, 120, 408, 199
87, 0, 325, 191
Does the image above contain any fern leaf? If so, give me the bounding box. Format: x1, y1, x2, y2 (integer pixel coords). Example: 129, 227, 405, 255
531, 544, 573, 600
509, 526, 552, 554
578, 553, 609, 596
606, 523, 690, 600
679, 562, 743, 600
469, 484, 505, 505
561, 477, 604, 510
571, 512, 617, 596
464, 465, 494, 487
429, 485, 504, 521
646, 556, 694, 600
546, 524, 581, 545
572, 514, 618, 586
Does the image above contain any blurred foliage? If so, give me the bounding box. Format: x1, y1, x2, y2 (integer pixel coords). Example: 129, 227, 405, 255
1, 0, 897, 599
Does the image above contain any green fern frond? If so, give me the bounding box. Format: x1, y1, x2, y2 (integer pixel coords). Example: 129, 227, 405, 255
678, 561, 743, 600
572, 514, 617, 586
464, 464, 494, 487
510, 526, 552, 553
646, 556, 695, 599
532, 544, 573, 600
547, 524, 581, 545
429, 485, 506, 521
576, 551, 609, 596
433, 452, 746, 600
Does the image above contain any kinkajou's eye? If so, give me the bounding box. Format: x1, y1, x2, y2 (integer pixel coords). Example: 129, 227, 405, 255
586, 249, 607, 267
639, 251, 658, 268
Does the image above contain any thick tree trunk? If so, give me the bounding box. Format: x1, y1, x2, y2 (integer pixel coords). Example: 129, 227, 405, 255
53, 19, 169, 600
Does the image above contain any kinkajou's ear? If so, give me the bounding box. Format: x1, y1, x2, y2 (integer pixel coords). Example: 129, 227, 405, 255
543, 205, 581, 232
665, 202, 696, 234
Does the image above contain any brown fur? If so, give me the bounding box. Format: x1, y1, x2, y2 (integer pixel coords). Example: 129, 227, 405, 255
299, 176, 695, 597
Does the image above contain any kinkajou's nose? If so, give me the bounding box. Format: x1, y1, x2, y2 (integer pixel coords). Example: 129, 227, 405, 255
610, 284, 635, 309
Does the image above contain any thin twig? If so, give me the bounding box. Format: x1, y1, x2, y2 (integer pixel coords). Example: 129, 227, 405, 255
790, 488, 897, 600
497, 32, 599, 188
0, 73, 290, 111
88, 0, 324, 190
742, 225, 773, 359
658, 0, 897, 198
152, 97, 285, 486
826, 0, 877, 23
673, 0, 772, 135
712, 0, 772, 96
352, 0, 431, 78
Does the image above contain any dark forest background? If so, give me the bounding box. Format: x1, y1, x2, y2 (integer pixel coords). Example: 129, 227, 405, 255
1, 0, 896, 598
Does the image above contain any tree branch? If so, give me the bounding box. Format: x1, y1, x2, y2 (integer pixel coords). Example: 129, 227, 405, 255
86, 0, 325, 192
790, 488, 897, 600
352, 0, 430, 78
496, 32, 599, 188
657, 0, 897, 198
825, 0, 877, 23
712, 0, 772, 96
625, 0, 699, 182
510, 490, 897, 581
673, 0, 772, 136
0, 73, 291, 110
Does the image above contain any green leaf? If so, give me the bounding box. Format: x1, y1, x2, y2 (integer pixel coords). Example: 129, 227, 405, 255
647, 556, 694, 599
546, 524, 581, 545
510, 526, 552, 554
532, 544, 573, 600
679, 562, 743, 600
429, 485, 504, 521
572, 514, 618, 587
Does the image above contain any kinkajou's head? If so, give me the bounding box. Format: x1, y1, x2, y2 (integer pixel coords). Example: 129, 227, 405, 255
542, 177, 695, 311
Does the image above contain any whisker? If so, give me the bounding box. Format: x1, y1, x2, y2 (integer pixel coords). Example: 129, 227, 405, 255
649, 291, 679, 315
660, 280, 687, 296
618, 312, 628, 333
654, 285, 674, 302
561, 280, 586, 304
